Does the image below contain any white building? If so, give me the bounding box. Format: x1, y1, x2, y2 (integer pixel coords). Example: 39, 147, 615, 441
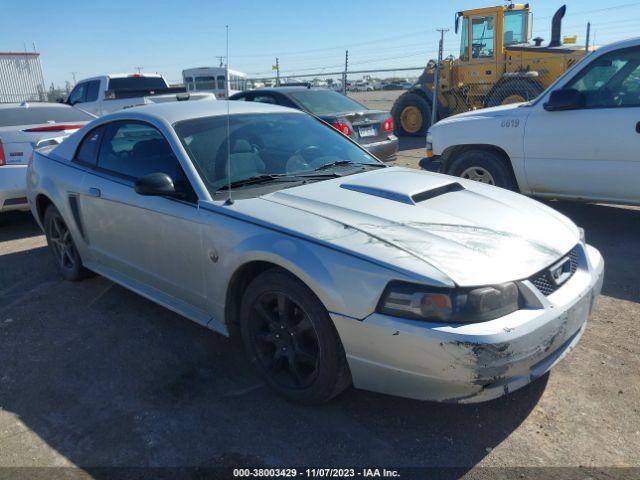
0, 52, 46, 103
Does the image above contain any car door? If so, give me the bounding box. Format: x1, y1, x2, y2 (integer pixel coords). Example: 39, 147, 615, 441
78, 120, 209, 317
524, 46, 640, 203
79, 80, 102, 116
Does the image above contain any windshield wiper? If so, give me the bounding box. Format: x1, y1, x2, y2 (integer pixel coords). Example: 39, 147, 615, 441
313, 160, 386, 171
217, 174, 299, 191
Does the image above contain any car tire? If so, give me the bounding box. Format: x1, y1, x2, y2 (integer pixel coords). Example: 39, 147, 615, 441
447, 149, 518, 191
392, 91, 432, 137
240, 268, 351, 404
44, 205, 89, 281
485, 79, 544, 107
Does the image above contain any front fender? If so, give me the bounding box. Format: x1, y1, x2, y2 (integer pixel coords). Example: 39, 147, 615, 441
198, 207, 403, 326
227, 231, 393, 319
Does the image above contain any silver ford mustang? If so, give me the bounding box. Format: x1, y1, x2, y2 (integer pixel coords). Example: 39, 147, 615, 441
26, 101, 604, 404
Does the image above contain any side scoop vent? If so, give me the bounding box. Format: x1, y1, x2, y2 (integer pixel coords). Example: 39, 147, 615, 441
412, 182, 464, 203
340, 182, 464, 205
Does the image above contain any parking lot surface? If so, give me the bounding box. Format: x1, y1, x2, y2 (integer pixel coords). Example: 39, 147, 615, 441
1, 140, 639, 475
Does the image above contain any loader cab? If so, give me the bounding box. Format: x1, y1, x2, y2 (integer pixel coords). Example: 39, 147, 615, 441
456, 4, 530, 62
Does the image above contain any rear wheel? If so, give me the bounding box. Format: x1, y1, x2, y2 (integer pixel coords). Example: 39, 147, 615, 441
240, 269, 351, 404
44, 205, 89, 281
392, 91, 432, 137
485, 79, 544, 107
447, 149, 518, 191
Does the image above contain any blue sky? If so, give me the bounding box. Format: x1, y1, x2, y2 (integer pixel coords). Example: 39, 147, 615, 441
2, 0, 639, 86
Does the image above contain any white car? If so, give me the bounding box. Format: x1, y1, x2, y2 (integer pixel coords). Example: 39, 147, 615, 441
0, 102, 93, 213
423, 37, 640, 205
27, 100, 603, 403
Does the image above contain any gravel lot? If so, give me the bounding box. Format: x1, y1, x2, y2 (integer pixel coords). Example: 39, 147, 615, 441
0, 117, 638, 477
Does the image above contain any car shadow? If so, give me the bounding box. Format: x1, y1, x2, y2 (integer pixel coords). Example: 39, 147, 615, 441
548, 201, 640, 304
0, 211, 41, 243
398, 136, 425, 153
0, 245, 545, 475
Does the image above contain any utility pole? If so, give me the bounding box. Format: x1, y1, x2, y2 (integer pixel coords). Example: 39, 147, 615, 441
134, 66, 144, 74
431, 29, 448, 128
275, 57, 280, 86
342, 50, 349, 94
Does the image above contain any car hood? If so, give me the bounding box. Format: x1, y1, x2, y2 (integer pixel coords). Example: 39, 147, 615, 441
434, 102, 528, 127
262, 167, 578, 286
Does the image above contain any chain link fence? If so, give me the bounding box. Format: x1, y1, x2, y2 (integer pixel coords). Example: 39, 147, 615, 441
434, 54, 583, 116
246, 67, 424, 112
246, 52, 584, 123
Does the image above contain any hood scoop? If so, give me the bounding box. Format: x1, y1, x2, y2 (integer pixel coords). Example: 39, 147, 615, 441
340, 181, 464, 205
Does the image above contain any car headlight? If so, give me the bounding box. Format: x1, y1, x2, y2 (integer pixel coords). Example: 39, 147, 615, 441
377, 281, 521, 323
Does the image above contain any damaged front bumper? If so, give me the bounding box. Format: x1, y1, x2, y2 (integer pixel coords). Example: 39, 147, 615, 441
331, 243, 604, 403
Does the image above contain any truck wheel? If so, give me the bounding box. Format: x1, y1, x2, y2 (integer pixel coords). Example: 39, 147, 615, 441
392, 92, 432, 137
447, 149, 518, 191
240, 268, 351, 404
485, 80, 543, 107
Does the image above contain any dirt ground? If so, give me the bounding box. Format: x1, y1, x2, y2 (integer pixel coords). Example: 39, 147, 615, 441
0, 129, 639, 478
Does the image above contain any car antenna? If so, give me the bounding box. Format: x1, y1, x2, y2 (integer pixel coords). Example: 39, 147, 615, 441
224, 24, 234, 205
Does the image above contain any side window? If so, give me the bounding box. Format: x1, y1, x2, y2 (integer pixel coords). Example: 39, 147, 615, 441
251, 94, 278, 105
98, 121, 181, 181
85, 80, 100, 102
564, 47, 640, 108
74, 126, 105, 166
68, 82, 87, 105
471, 15, 495, 59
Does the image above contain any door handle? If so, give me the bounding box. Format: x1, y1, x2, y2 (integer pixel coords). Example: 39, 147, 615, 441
87, 187, 101, 198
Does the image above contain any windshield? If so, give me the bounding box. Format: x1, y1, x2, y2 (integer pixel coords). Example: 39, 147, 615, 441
288, 90, 368, 115
174, 112, 380, 195
107, 76, 168, 91
0, 106, 94, 127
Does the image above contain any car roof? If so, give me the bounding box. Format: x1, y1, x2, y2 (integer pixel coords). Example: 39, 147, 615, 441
248, 87, 333, 94
91, 99, 303, 125
590, 36, 640, 54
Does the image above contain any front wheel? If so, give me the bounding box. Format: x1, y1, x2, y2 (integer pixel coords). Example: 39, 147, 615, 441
447, 149, 518, 191
240, 269, 351, 404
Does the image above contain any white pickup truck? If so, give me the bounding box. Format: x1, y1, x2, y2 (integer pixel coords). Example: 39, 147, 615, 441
422, 37, 640, 206
62, 73, 215, 116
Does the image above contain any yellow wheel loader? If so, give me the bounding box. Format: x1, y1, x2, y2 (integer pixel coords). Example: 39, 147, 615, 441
392, 3, 591, 136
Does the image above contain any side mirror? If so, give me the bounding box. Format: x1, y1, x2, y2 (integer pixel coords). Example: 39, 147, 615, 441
544, 88, 585, 111
134, 173, 185, 198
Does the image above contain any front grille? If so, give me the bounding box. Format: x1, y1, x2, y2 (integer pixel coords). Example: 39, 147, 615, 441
529, 246, 579, 296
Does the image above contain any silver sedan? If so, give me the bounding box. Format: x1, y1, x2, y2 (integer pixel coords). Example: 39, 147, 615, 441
26, 101, 604, 404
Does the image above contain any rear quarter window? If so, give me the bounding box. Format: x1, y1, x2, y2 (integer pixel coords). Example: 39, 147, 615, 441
75, 126, 105, 166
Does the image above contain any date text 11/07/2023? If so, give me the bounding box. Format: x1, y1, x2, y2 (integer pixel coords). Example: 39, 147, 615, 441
233, 468, 401, 478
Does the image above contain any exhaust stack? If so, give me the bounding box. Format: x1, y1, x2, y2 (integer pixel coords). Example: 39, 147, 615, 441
549, 5, 566, 48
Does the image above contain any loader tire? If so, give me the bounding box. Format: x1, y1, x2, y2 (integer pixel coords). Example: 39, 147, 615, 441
392, 92, 432, 137
485, 79, 544, 107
